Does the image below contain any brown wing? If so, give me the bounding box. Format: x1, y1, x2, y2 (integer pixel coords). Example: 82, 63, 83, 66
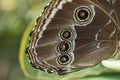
26, 0, 120, 75
27, 0, 82, 74
70, 0, 120, 74
91, 0, 120, 25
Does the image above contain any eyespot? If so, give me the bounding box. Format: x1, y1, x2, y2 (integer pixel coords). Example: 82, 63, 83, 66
57, 54, 72, 65
59, 28, 74, 40
74, 6, 95, 25
56, 41, 72, 54
75, 7, 90, 22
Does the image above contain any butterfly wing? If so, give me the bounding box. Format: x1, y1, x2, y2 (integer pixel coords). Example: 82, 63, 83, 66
26, 0, 120, 75
27, 0, 80, 74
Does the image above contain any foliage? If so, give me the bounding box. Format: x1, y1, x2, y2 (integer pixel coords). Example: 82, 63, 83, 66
0, 0, 120, 80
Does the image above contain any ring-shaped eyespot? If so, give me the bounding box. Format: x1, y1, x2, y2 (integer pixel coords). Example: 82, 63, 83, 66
56, 41, 72, 54
59, 28, 74, 40
75, 7, 90, 22
74, 6, 95, 25
57, 54, 72, 65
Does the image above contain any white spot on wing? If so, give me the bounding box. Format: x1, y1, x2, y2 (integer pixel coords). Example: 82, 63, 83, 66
95, 20, 111, 41
109, 28, 116, 39
44, 69, 48, 73
96, 42, 101, 48
57, 0, 67, 9
49, 8, 58, 18
95, 19, 113, 49
66, 0, 73, 2
112, 0, 116, 4
107, 19, 112, 25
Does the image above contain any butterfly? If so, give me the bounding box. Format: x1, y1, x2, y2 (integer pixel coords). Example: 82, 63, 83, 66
26, 0, 120, 75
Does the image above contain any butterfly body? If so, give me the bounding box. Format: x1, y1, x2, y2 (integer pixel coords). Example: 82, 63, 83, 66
26, 0, 120, 75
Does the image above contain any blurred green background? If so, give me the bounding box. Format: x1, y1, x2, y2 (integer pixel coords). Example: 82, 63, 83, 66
0, 0, 49, 80
0, 0, 120, 80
